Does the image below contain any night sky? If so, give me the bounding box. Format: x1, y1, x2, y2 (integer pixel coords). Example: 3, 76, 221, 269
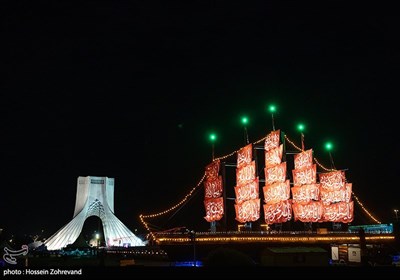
2, 1, 399, 239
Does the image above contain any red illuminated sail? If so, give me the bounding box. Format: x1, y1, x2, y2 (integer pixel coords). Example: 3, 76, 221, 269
265, 144, 283, 168
235, 177, 259, 204
291, 183, 320, 204
292, 201, 323, 222
321, 201, 354, 223
204, 197, 224, 222
204, 159, 224, 222
237, 143, 252, 168
263, 200, 292, 224
319, 170, 353, 223
294, 149, 313, 169
292, 164, 317, 186
263, 130, 291, 224
204, 176, 223, 199
234, 199, 260, 223
319, 170, 346, 191
264, 162, 287, 185
263, 180, 291, 205
264, 129, 280, 151
236, 161, 256, 187
291, 149, 321, 223
320, 183, 352, 205
234, 144, 260, 223
205, 160, 220, 180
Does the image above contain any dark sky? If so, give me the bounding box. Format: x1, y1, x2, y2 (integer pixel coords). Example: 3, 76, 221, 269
2, 1, 399, 238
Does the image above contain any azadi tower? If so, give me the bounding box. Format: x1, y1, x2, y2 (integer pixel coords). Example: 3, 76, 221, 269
44, 176, 146, 250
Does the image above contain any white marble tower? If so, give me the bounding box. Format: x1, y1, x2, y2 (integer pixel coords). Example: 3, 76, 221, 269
44, 176, 146, 250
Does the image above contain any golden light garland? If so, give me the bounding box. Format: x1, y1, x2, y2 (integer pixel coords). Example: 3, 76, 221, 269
352, 192, 381, 224
140, 173, 206, 241
154, 234, 394, 245
139, 129, 382, 240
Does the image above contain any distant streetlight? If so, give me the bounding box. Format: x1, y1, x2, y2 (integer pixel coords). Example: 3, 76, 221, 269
394, 209, 399, 222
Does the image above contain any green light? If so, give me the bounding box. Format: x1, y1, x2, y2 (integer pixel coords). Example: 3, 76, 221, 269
241, 116, 249, 125
268, 105, 276, 113
297, 123, 305, 132
209, 133, 217, 142
325, 142, 333, 151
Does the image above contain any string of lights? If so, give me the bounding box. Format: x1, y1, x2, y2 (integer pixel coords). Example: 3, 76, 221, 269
155, 234, 393, 244
352, 192, 381, 224
139, 130, 381, 240
140, 173, 206, 241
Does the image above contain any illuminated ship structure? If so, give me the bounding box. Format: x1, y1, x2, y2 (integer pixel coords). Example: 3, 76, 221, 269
140, 126, 396, 265
44, 176, 146, 251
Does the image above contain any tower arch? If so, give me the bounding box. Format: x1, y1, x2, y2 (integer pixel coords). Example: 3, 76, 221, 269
44, 176, 146, 250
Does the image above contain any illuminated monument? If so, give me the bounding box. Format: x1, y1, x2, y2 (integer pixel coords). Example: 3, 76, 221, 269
44, 176, 146, 250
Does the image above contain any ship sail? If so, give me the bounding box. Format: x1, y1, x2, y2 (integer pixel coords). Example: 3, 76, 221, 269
263, 130, 292, 224
291, 149, 323, 223
319, 170, 354, 223
234, 143, 260, 223
204, 159, 224, 222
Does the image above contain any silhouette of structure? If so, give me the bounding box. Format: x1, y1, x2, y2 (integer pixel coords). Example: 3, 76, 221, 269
44, 176, 146, 250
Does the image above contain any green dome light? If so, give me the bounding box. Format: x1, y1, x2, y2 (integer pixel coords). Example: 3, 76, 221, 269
209, 133, 217, 142
297, 123, 305, 132
268, 105, 276, 113
325, 142, 333, 151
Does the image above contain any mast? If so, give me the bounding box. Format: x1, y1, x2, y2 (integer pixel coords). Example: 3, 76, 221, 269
319, 169, 354, 227
203, 160, 224, 231
234, 143, 260, 230
291, 148, 322, 229
263, 129, 292, 229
